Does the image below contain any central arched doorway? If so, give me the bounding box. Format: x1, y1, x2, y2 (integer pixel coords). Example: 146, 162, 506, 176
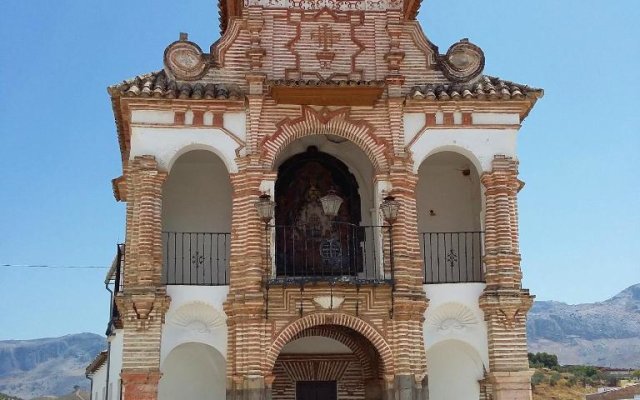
274, 146, 363, 277
270, 324, 387, 400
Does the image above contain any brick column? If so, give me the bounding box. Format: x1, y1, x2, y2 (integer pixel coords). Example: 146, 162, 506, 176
116, 155, 170, 400
479, 155, 534, 400
224, 159, 271, 400
387, 159, 428, 400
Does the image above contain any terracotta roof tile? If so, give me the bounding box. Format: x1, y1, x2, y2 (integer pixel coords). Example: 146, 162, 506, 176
408, 76, 543, 102
108, 70, 243, 100
85, 350, 108, 376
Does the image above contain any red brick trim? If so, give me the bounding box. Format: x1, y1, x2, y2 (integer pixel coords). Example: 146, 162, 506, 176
260, 106, 389, 173
265, 312, 395, 377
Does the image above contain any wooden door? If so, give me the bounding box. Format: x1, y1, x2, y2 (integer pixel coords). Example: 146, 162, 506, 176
296, 381, 337, 400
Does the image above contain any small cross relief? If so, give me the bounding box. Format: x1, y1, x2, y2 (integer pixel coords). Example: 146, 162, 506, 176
311, 24, 341, 68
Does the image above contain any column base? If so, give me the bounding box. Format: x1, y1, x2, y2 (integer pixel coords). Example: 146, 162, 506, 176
227, 376, 271, 400
384, 375, 428, 400
121, 369, 161, 400
488, 371, 533, 400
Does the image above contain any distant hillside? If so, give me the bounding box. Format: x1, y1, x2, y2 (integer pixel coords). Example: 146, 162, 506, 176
0, 333, 105, 399
528, 283, 640, 369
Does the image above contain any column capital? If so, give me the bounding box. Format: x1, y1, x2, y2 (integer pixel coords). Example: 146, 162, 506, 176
116, 292, 171, 331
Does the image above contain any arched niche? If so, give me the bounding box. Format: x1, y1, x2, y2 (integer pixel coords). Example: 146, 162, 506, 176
426, 339, 485, 400
272, 136, 379, 278
274, 135, 374, 225
416, 151, 483, 283
161, 150, 232, 285
158, 342, 226, 400
416, 151, 481, 233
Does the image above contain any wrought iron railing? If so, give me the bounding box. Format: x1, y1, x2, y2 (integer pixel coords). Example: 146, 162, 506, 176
267, 222, 393, 285
421, 231, 485, 284
114, 243, 124, 294
162, 232, 231, 285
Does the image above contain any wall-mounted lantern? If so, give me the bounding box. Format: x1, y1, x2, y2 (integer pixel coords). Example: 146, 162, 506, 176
320, 189, 343, 218
255, 193, 275, 225
380, 195, 400, 225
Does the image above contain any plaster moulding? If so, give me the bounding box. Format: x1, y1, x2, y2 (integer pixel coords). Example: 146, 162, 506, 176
314, 295, 345, 310
169, 301, 226, 333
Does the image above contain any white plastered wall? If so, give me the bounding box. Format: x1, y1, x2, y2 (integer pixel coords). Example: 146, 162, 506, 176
281, 337, 353, 354
158, 341, 226, 400
162, 150, 232, 233
161, 286, 229, 362
404, 113, 519, 174
129, 110, 247, 174
415, 151, 482, 233
423, 283, 488, 400
91, 362, 108, 400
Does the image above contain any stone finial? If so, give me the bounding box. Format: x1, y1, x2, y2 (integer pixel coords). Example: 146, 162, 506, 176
179, 32, 188, 41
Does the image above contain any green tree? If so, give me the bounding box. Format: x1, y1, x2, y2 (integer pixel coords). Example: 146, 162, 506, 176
528, 352, 559, 369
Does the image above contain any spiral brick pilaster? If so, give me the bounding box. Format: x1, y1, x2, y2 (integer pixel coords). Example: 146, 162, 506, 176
118, 155, 170, 400
480, 155, 534, 400
386, 158, 428, 392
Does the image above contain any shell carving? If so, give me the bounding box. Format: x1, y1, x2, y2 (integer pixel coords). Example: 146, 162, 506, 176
169, 301, 226, 333
426, 303, 478, 334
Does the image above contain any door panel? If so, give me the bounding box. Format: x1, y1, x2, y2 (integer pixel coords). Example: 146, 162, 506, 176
296, 381, 337, 400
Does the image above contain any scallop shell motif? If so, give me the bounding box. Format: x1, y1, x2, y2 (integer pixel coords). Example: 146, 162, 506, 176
425, 303, 478, 334
169, 301, 226, 333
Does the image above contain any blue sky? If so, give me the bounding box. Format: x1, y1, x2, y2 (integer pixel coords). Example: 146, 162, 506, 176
0, 0, 638, 340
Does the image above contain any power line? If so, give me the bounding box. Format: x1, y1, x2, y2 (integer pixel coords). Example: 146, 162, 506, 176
1, 264, 108, 270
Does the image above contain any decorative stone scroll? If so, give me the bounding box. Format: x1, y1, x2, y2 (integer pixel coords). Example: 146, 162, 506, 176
439, 39, 485, 82
164, 35, 208, 81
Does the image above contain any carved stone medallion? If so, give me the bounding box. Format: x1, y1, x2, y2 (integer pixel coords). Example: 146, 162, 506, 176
439, 39, 485, 82
164, 40, 207, 81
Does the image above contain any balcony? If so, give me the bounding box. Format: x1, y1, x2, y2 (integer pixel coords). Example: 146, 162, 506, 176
421, 231, 485, 284
158, 230, 484, 286
267, 222, 393, 286
162, 232, 230, 285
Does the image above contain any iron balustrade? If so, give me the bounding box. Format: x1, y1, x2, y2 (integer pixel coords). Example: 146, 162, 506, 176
267, 222, 393, 285
163, 232, 230, 285
421, 231, 485, 284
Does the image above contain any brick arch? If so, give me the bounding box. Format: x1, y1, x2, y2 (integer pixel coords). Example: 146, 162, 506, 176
260, 106, 390, 173
265, 313, 394, 377
288, 326, 379, 379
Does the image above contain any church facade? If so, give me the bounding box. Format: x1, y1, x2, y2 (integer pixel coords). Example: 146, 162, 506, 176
86, 0, 543, 399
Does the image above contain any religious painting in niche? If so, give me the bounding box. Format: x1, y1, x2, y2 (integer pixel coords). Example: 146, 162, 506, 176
275, 147, 362, 277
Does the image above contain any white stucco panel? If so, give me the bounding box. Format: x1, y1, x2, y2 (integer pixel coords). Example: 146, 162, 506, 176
403, 113, 426, 146
130, 127, 240, 173
131, 110, 175, 124
423, 283, 489, 369
161, 286, 229, 363
472, 112, 520, 125
410, 128, 518, 173
223, 112, 247, 142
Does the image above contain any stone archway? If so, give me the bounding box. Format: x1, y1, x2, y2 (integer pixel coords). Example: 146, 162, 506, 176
265, 313, 394, 400
268, 321, 391, 400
